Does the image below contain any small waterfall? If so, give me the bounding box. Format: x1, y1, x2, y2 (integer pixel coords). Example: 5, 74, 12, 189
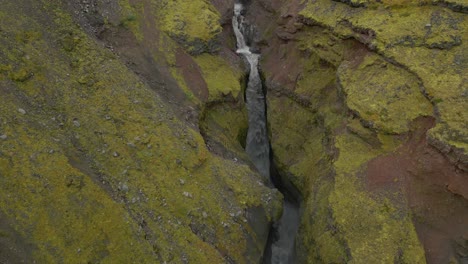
232, 3, 270, 180
232, 3, 300, 264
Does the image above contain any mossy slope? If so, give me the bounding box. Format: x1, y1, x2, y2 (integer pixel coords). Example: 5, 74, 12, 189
0, 0, 280, 263
338, 53, 433, 134
160, 0, 222, 54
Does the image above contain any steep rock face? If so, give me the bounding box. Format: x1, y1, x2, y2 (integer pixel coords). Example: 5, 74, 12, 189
0, 0, 282, 263
250, 0, 468, 263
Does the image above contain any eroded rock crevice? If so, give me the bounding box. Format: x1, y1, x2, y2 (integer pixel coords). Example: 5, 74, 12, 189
253, 0, 468, 262
232, 2, 303, 263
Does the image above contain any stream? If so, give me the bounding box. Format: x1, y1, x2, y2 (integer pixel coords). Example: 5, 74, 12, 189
232, 2, 301, 263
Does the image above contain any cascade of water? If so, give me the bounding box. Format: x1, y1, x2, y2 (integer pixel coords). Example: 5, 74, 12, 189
232, 3, 270, 180
232, 3, 299, 264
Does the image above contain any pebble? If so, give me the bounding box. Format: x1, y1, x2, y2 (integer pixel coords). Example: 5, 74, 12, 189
73, 119, 80, 127
113, 151, 120, 157
0, 134, 7, 140
202, 212, 208, 218
179, 179, 185, 185
182, 191, 193, 198
120, 183, 129, 192
425, 23, 432, 28
18, 108, 26, 115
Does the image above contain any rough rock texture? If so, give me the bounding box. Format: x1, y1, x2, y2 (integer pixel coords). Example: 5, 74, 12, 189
299, 0, 468, 171
252, 0, 467, 263
0, 0, 282, 263
338, 52, 433, 134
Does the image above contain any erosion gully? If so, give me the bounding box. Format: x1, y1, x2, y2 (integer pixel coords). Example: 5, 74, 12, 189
232, 2, 301, 263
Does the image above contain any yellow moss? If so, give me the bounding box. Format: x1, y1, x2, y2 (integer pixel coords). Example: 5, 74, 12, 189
162, 0, 221, 41
268, 96, 328, 193
334, 134, 380, 175
0, 1, 280, 263
331, 134, 426, 263
295, 48, 336, 100
300, 2, 464, 50
194, 54, 242, 101
159, 0, 221, 53
299, 176, 350, 263
338, 53, 433, 134
316, 231, 348, 263
201, 103, 249, 158
170, 66, 201, 104
300, 0, 467, 155
298, 27, 347, 67
330, 173, 426, 264
118, 0, 143, 41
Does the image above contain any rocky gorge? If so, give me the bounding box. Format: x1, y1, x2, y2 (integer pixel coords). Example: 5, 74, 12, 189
0, 0, 466, 263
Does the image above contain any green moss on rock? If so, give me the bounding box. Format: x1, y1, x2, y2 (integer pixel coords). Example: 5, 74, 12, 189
0, 1, 280, 263
201, 104, 249, 157
118, 0, 143, 40
330, 134, 425, 263
160, 0, 222, 54
268, 96, 328, 194
194, 54, 243, 102
266, 42, 423, 262
300, 0, 467, 161
338, 53, 433, 134
331, 173, 426, 264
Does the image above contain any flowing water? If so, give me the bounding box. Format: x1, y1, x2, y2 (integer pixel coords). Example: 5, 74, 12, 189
232, 3, 270, 180
232, 3, 300, 263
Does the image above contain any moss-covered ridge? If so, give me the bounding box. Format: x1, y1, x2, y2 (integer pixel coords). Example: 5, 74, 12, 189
160, 0, 222, 55
261, 5, 428, 261
115, 0, 241, 105
0, 0, 281, 263
267, 79, 425, 263
337, 52, 433, 134
300, 0, 467, 167
331, 133, 425, 264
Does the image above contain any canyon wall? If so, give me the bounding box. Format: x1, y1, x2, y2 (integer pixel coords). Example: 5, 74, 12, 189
0, 0, 466, 263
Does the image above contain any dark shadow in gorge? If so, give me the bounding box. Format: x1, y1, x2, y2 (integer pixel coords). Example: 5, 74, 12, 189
259, 71, 302, 264
262, 159, 301, 264
233, 2, 302, 261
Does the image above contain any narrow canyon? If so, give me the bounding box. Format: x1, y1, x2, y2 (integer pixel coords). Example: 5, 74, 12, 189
0, 0, 466, 263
